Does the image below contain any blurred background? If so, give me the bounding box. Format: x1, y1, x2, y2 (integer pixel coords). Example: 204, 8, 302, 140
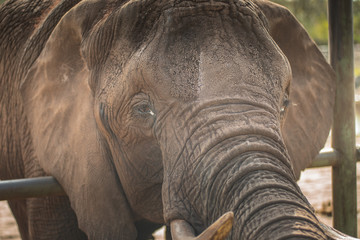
272, 0, 360, 92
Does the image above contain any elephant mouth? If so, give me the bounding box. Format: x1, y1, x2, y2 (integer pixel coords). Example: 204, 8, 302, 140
170, 212, 234, 240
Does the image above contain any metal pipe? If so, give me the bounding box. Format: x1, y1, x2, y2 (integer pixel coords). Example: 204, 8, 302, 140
308, 147, 360, 168
328, 0, 357, 236
308, 148, 339, 168
0, 176, 65, 201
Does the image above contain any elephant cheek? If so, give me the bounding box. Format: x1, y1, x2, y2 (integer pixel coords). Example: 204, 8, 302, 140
112, 139, 165, 223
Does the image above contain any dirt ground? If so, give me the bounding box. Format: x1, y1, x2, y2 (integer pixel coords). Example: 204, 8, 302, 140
1, 164, 360, 239
0, 201, 20, 239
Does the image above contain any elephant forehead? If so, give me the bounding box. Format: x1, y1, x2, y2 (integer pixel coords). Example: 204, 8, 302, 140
96, 0, 286, 103
133, 4, 285, 102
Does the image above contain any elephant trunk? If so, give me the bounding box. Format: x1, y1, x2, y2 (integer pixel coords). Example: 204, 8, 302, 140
160, 102, 327, 239
218, 152, 326, 239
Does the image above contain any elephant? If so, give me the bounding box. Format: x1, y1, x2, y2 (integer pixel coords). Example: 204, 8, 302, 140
0, 0, 356, 239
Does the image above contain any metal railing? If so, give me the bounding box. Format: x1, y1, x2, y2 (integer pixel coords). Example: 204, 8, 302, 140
0, 0, 357, 237
0, 176, 64, 201
0, 147, 356, 201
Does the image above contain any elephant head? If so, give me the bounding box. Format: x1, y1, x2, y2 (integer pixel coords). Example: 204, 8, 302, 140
20, 0, 338, 239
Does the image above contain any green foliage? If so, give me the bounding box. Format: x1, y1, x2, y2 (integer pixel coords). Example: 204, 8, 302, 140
0, 0, 5, 4
354, 1, 360, 43
272, 0, 360, 45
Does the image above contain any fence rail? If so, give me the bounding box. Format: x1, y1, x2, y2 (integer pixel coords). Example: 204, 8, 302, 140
1, 147, 357, 201
0, 176, 64, 201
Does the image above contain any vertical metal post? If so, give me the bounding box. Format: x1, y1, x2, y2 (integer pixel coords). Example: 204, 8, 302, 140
328, 0, 357, 236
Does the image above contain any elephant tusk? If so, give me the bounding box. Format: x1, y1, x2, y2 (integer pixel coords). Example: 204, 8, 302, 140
170, 211, 234, 240
320, 223, 359, 240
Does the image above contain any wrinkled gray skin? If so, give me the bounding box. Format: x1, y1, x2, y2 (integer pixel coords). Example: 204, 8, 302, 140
0, 0, 342, 239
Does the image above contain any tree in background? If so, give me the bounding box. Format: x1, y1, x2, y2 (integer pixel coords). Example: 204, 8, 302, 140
354, 0, 360, 44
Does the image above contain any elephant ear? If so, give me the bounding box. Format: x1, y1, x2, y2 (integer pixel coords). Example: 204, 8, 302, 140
255, 1, 336, 179
20, 1, 136, 238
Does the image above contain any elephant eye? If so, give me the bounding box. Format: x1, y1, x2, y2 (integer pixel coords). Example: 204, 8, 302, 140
134, 102, 156, 117
130, 93, 156, 127
136, 104, 155, 115
280, 92, 290, 119
281, 99, 289, 113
